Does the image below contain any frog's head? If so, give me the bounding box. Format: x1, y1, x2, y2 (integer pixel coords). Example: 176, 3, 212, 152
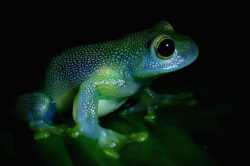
133, 21, 199, 78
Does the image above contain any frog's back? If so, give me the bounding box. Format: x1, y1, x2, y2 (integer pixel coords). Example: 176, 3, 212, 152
44, 43, 109, 88
40, 42, 118, 111
43, 20, 175, 93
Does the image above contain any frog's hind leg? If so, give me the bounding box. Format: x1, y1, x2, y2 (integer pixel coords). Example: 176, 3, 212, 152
14, 92, 68, 139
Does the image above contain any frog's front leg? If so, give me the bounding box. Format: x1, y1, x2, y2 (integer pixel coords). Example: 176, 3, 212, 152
67, 80, 148, 158
120, 86, 197, 120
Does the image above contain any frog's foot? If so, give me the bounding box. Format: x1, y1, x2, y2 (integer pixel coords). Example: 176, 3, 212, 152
67, 124, 82, 138
143, 110, 156, 121
119, 92, 197, 120
160, 92, 198, 106
68, 126, 148, 158
30, 121, 69, 139
98, 129, 148, 158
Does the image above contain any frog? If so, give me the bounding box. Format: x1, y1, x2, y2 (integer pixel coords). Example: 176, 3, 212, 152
12, 20, 198, 158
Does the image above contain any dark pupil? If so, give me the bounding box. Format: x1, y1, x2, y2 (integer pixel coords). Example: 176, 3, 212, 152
158, 39, 175, 57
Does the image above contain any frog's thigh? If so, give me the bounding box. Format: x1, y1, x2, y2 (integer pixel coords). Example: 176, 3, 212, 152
14, 92, 68, 139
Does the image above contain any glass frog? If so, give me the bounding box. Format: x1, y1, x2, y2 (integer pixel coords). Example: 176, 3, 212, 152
13, 21, 198, 158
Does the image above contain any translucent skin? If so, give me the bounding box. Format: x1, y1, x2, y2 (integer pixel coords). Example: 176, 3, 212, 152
13, 21, 198, 158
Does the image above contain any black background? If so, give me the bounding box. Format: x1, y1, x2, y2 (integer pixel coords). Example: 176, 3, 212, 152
1, 2, 238, 166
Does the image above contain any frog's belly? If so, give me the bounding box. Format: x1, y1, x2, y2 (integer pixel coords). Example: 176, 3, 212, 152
98, 97, 128, 117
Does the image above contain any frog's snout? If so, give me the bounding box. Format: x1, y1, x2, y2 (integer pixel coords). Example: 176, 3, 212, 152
186, 38, 199, 65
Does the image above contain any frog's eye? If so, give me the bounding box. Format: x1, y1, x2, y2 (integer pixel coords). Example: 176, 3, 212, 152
155, 37, 175, 59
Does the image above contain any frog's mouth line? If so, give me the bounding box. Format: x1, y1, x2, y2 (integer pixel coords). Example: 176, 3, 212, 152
139, 53, 199, 78
142, 63, 186, 76
139, 54, 185, 74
